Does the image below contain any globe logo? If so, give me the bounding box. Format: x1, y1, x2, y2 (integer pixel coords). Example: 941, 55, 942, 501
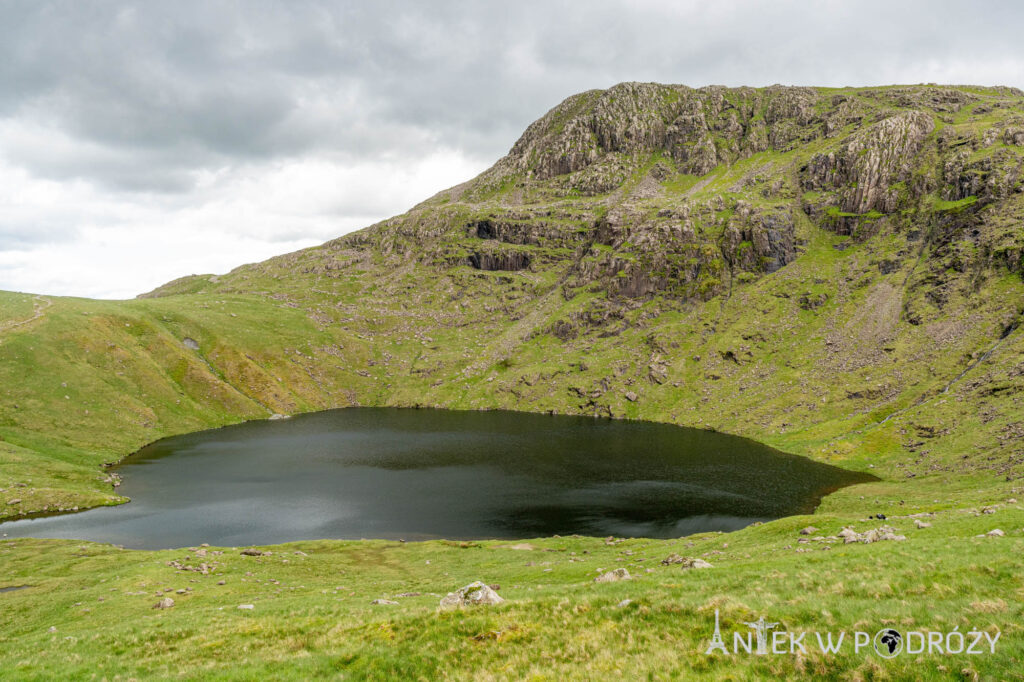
873, 628, 903, 658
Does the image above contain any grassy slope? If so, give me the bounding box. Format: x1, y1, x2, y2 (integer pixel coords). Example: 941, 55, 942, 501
2, 84, 1024, 679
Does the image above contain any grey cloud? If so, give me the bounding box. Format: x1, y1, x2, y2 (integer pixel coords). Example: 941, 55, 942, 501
3, 1, 1022, 194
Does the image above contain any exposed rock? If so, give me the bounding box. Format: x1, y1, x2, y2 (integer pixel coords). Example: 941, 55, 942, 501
914, 520, 932, 529
802, 111, 935, 219
153, 598, 175, 609
659, 553, 712, 569
182, 337, 199, 350
624, 391, 638, 402
439, 581, 505, 608
237, 604, 255, 610
467, 250, 531, 272
683, 558, 713, 569
616, 599, 633, 608
371, 599, 399, 605
985, 529, 1005, 537
594, 568, 632, 583
799, 526, 818, 535
240, 549, 269, 557
839, 526, 906, 544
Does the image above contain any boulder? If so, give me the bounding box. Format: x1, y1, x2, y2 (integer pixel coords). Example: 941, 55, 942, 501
682, 558, 713, 570
594, 568, 631, 583
439, 581, 505, 608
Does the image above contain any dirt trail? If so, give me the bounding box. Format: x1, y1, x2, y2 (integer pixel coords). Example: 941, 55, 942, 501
0, 295, 52, 333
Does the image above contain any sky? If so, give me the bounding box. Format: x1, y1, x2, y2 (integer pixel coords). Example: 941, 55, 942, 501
1, 1, 1023, 299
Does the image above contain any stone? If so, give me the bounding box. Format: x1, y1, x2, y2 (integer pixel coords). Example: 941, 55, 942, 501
682, 558, 713, 570
624, 391, 638, 402
371, 599, 399, 605
594, 568, 631, 583
914, 520, 932, 529
799, 526, 818, 535
237, 604, 255, 610
838, 528, 860, 544
660, 553, 685, 565
153, 597, 175, 609
240, 548, 268, 556
985, 529, 1005, 537
439, 581, 505, 608
615, 599, 633, 608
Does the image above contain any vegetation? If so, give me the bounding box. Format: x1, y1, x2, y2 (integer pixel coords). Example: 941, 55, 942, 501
2, 82, 1024, 679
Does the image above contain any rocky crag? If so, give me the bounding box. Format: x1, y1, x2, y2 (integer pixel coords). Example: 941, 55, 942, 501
2, 82, 1024, 517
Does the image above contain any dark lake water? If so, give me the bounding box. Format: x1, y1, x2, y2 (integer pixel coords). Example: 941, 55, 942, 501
0, 408, 873, 549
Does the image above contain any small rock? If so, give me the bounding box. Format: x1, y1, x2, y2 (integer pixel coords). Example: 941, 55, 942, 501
914, 520, 931, 529
682, 558, 713, 570
615, 599, 633, 608
624, 391, 638, 402
217, 580, 226, 586
660, 553, 685, 565
371, 599, 398, 605
153, 598, 174, 609
237, 604, 255, 610
594, 568, 631, 583
799, 526, 818, 535
7, 499, 21, 505
439, 581, 505, 608
986, 529, 1005, 537
48, 626, 57, 633
240, 548, 267, 556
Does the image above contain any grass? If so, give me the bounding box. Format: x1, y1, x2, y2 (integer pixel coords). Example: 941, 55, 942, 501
2, 83, 1024, 679
2, 506, 1022, 680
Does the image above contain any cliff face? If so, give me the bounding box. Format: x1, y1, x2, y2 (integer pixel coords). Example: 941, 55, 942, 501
4, 83, 1024, 519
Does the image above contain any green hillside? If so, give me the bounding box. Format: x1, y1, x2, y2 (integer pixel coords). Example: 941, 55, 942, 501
2, 83, 1023, 679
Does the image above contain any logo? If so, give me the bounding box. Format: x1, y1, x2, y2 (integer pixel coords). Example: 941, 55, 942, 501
873, 628, 903, 658
703, 610, 1000, 658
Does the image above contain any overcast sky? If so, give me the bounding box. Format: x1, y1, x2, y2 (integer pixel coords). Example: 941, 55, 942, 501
1, 1, 1023, 298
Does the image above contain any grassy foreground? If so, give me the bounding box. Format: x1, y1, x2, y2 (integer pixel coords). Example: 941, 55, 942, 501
2, 83, 1024, 678
2, 503, 1023, 680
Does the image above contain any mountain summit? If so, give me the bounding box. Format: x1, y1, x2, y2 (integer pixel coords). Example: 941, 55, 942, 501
3, 82, 1024, 516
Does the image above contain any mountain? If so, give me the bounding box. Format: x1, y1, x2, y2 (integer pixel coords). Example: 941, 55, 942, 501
3, 82, 1024, 679
3, 82, 1022, 517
